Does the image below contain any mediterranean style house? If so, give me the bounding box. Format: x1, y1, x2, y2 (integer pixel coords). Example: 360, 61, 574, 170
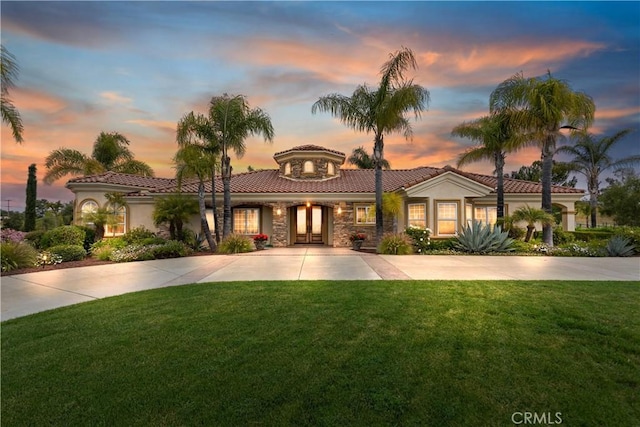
66, 144, 584, 247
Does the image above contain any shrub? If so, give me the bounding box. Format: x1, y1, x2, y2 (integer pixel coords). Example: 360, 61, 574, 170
24, 230, 46, 249
612, 227, 640, 252
555, 240, 605, 257
77, 226, 96, 252
453, 221, 514, 254
1, 242, 38, 271
218, 234, 253, 254
378, 233, 413, 255
91, 245, 114, 261
553, 227, 575, 245
122, 226, 157, 244
48, 244, 87, 262
110, 245, 151, 263
605, 236, 636, 257
571, 230, 614, 242
41, 226, 85, 249
404, 226, 431, 254
1, 229, 27, 243
429, 238, 456, 251
150, 241, 191, 259
183, 229, 207, 252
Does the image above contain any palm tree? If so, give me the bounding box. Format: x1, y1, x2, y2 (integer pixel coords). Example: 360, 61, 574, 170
1, 45, 24, 143
174, 144, 216, 252
208, 94, 274, 238
490, 71, 595, 246
348, 146, 390, 169
312, 47, 430, 242
557, 129, 639, 228
153, 194, 199, 241
176, 111, 221, 243
83, 207, 110, 241
511, 205, 555, 242
44, 131, 154, 184
104, 192, 127, 237
452, 113, 528, 224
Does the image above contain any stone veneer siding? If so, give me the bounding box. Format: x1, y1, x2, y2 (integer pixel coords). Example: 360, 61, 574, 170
280, 158, 338, 180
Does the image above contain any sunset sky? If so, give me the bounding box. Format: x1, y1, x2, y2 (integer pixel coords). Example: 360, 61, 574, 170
2, 1, 639, 211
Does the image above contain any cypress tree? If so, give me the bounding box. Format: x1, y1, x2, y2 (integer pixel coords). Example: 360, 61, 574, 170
24, 163, 37, 231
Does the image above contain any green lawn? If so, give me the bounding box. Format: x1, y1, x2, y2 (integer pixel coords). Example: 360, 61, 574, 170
2, 280, 639, 426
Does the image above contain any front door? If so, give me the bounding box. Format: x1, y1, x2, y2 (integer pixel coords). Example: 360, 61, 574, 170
295, 205, 323, 244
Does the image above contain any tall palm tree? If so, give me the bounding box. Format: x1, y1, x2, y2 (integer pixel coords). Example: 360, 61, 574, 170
511, 205, 555, 242
557, 129, 639, 228
153, 194, 199, 241
44, 131, 154, 184
452, 113, 528, 224
174, 144, 217, 252
348, 146, 390, 169
176, 111, 221, 243
490, 71, 595, 246
1, 45, 24, 143
208, 94, 274, 238
312, 47, 430, 242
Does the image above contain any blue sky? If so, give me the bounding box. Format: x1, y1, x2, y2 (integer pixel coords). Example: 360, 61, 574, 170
2, 1, 639, 210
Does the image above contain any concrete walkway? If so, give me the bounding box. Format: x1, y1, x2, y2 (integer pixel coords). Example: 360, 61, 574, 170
1, 247, 638, 321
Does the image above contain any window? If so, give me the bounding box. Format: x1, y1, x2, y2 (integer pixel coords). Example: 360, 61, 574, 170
465, 204, 473, 227
80, 200, 98, 225
284, 162, 291, 176
437, 202, 458, 235
355, 205, 375, 224
303, 160, 314, 174
408, 203, 426, 228
233, 208, 260, 234
327, 162, 335, 176
105, 204, 126, 236
475, 206, 498, 228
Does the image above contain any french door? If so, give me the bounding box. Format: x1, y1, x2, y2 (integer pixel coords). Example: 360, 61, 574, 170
295, 205, 323, 244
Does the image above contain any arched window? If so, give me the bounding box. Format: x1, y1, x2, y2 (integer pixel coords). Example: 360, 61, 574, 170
327, 162, 335, 176
303, 160, 314, 174
105, 203, 126, 236
80, 200, 98, 226
284, 162, 291, 176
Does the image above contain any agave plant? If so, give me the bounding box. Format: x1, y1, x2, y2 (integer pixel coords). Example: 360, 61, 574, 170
453, 221, 515, 254
605, 236, 636, 257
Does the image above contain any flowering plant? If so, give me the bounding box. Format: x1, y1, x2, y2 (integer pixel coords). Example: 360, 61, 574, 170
253, 233, 268, 242
349, 232, 366, 242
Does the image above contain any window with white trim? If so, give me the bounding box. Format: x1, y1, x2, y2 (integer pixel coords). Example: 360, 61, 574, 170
355, 205, 375, 224
80, 200, 98, 226
408, 203, 426, 228
233, 208, 260, 234
437, 202, 458, 235
284, 162, 291, 176
465, 204, 473, 227
475, 206, 498, 228
105, 204, 126, 236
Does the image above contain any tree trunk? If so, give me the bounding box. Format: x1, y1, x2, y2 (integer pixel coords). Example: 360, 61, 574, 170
373, 135, 384, 246
495, 153, 505, 225
222, 155, 232, 238
589, 181, 598, 228
211, 171, 221, 243
524, 225, 535, 242
198, 181, 216, 252
541, 137, 555, 246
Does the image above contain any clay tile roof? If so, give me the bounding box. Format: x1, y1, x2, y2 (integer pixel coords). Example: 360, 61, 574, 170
273, 144, 345, 157
67, 165, 583, 196
66, 171, 175, 189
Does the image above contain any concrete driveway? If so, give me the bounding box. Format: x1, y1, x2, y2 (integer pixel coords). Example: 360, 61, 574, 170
1, 247, 638, 321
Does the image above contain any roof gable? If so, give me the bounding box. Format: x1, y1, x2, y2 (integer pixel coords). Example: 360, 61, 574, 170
405, 170, 492, 198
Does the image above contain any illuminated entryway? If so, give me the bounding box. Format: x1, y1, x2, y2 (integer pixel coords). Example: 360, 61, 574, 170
295, 205, 324, 244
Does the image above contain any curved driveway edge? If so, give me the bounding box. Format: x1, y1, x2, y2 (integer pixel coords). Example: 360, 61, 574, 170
1, 248, 638, 321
